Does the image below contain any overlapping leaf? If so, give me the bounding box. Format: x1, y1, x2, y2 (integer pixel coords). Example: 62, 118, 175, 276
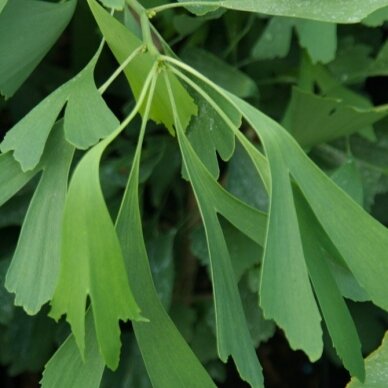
0, 0, 76, 97
226, 91, 388, 325
5, 123, 75, 314
0, 153, 37, 206
87, 0, 197, 134
0, 0, 7, 14
115, 114, 216, 388
1, 45, 119, 171
165, 72, 267, 387
285, 87, 388, 148
41, 311, 105, 388
294, 189, 364, 380
63, 48, 120, 149
347, 331, 388, 387
49, 136, 143, 369
179, 0, 388, 23
0, 87, 69, 171
252, 17, 336, 64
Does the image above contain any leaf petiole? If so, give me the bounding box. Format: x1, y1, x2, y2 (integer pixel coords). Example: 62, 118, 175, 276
98, 44, 146, 94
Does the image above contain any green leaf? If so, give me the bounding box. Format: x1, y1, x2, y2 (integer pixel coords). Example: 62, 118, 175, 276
185, 90, 237, 178
227, 92, 388, 316
0, 87, 68, 171
5, 123, 74, 314
328, 260, 370, 303
191, 219, 262, 282
64, 50, 120, 149
88, 0, 197, 134
181, 48, 258, 98
180, 0, 388, 23
99, 0, 125, 10
362, 5, 388, 26
294, 188, 365, 381
331, 160, 364, 206
225, 94, 323, 361
0, 0, 76, 97
146, 230, 176, 309
0, 152, 37, 206
166, 73, 264, 384
50, 139, 143, 370
294, 20, 337, 64
226, 143, 268, 211
0, 0, 7, 14
1, 44, 120, 170
285, 87, 388, 148
239, 279, 276, 348
41, 311, 105, 388
347, 331, 388, 387
251, 17, 294, 60
115, 122, 216, 387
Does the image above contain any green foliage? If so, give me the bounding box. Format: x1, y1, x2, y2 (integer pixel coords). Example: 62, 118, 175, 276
1, 0, 388, 387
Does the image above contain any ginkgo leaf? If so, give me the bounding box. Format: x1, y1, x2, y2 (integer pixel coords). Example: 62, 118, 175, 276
165, 73, 264, 387
294, 188, 365, 381
294, 20, 337, 64
116, 130, 216, 388
50, 139, 143, 370
5, 122, 74, 315
99, 0, 124, 10
87, 0, 197, 134
251, 17, 294, 60
0, 0, 76, 97
0, 152, 37, 206
41, 310, 105, 388
178, 0, 388, 23
226, 92, 388, 317
0, 87, 69, 171
285, 87, 388, 148
64, 49, 120, 149
0, 0, 7, 14
181, 48, 258, 98
224, 94, 323, 361
1, 44, 119, 171
347, 331, 388, 387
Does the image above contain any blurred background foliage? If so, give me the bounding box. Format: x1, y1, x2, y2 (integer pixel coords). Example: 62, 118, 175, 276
1, 1, 388, 387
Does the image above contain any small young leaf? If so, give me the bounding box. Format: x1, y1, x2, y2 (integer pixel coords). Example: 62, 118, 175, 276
41, 311, 105, 388
5, 123, 74, 314
50, 140, 143, 370
0, 0, 76, 97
